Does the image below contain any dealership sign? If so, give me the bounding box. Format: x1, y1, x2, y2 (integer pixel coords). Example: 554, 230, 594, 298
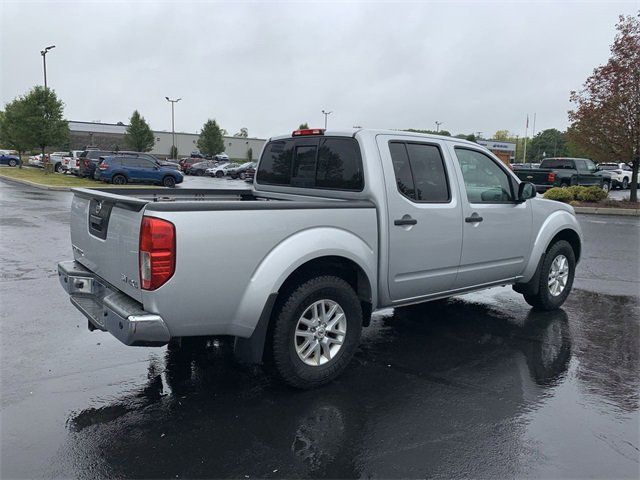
477, 140, 516, 152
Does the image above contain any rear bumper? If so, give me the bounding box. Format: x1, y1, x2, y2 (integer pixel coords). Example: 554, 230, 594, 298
58, 261, 170, 346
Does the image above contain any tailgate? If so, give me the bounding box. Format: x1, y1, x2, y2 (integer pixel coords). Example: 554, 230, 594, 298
70, 192, 145, 302
515, 169, 551, 185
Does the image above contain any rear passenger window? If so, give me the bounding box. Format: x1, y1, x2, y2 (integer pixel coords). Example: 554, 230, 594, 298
257, 137, 364, 191
316, 138, 364, 190
389, 141, 450, 202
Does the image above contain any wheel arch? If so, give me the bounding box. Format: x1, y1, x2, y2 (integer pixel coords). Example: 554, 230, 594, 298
233, 228, 377, 363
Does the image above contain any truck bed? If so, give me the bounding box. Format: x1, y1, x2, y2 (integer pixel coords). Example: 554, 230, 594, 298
71, 187, 374, 212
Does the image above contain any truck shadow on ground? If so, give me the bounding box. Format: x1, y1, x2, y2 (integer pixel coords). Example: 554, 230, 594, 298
60, 290, 637, 479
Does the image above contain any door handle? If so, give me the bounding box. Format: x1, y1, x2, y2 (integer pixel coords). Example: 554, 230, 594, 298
465, 214, 483, 223
394, 217, 417, 226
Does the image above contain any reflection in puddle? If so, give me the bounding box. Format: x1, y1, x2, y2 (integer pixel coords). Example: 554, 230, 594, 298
59, 290, 637, 479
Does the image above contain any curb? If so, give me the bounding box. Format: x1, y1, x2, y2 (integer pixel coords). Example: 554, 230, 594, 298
0, 174, 71, 191
574, 206, 639, 216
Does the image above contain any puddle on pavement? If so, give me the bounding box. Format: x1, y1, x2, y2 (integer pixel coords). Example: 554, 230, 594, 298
44, 289, 638, 479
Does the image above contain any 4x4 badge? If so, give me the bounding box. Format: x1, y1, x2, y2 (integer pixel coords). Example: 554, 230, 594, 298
94, 201, 102, 214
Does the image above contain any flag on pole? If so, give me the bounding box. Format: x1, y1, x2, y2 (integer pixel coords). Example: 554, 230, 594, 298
526, 114, 529, 129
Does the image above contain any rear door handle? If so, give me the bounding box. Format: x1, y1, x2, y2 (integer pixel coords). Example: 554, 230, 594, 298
465, 214, 483, 223
394, 217, 418, 226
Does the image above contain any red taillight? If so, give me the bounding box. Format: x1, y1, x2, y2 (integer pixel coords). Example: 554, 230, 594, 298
83, 159, 90, 167
139, 217, 176, 290
98, 162, 108, 170
292, 128, 325, 136
547, 172, 556, 182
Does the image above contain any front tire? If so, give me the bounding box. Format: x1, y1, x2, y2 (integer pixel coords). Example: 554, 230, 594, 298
270, 276, 362, 389
8, 159, 17, 167
54, 163, 62, 173
216, 170, 224, 178
163, 176, 176, 187
523, 240, 575, 311
602, 181, 610, 193
622, 178, 629, 189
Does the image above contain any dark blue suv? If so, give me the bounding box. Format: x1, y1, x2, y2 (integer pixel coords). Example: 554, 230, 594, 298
94, 155, 184, 187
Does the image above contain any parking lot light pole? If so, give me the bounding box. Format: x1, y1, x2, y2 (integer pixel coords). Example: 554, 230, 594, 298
40, 45, 55, 90
322, 110, 332, 130
165, 97, 181, 157
435, 121, 442, 133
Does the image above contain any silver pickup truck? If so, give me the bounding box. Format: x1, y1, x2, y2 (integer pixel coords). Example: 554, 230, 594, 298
58, 128, 583, 388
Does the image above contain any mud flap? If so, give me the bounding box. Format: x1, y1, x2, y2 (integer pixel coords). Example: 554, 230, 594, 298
233, 293, 278, 364
513, 253, 546, 296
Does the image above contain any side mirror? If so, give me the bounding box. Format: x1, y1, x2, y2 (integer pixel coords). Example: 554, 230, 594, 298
517, 182, 536, 202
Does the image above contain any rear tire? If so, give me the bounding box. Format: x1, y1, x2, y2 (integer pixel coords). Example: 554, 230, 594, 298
163, 176, 176, 187
8, 159, 17, 167
560, 182, 569, 188
269, 275, 362, 389
216, 170, 224, 178
622, 178, 629, 189
523, 240, 575, 311
602, 181, 610, 193
54, 163, 62, 173
196, 170, 204, 176
239, 172, 246, 180
112, 174, 127, 185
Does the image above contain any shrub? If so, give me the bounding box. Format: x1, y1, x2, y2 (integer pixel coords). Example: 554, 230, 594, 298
577, 186, 607, 202
566, 185, 585, 199
543, 187, 574, 203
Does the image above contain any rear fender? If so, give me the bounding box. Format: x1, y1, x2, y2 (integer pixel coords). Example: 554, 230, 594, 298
233, 226, 376, 336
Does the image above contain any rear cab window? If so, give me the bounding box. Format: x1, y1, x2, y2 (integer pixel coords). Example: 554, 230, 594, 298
388, 141, 450, 203
257, 136, 364, 191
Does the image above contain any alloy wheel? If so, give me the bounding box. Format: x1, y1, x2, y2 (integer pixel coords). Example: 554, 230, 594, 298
294, 299, 347, 366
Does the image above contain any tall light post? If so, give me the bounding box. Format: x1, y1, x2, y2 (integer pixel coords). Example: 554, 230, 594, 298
40, 45, 55, 90
435, 121, 443, 133
165, 97, 181, 157
321, 110, 332, 130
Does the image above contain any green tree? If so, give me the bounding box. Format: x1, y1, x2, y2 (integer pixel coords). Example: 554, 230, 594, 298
454, 133, 477, 142
197, 119, 225, 155
493, 130, 514, 141
0, 86, 69, 168
124, 110, 155, 152
298, 123, 309, 129
568, 14, 640, 202
527, 128, 568, 161
247, 147, 253, 161
169, 145, 178, 159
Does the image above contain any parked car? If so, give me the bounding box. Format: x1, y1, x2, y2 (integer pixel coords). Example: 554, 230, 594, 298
47, 152, 69, 173
597, 162, 633, 189
0, 153, 20, 167
228, 162, 257, 179
206, 162, 240, 178
58, 128, 582, 388
28, 154, 48, 167
187, 160, 219, 176
514, 157, 611, 193
78, 149, 113, 178
157, 159, 181, 171
179, 157, 202, 173
243, 165, 256, 182
63, 150, 84, 174
214, 153, 230, 161
94, 155, 184, 187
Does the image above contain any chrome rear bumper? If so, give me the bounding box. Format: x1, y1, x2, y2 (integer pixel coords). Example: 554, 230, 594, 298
58, 261, 170, 346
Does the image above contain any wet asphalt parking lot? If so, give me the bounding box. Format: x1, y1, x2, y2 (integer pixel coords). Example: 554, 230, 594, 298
0, 177, 639, 479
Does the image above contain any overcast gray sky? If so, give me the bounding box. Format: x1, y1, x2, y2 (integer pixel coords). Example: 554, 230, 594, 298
1, 1, 637, 139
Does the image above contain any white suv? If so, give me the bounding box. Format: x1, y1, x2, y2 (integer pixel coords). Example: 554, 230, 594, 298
598, 162, 633, 189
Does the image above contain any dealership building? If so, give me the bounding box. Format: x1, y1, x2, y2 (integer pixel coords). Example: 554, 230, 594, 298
476, 139, 517, 165
67, 121, 266, 160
